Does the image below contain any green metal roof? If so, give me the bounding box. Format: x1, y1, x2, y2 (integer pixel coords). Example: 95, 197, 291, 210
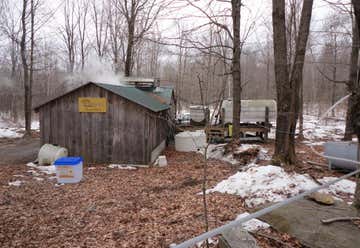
152, 87, 173, 105
95, 83, 172, 112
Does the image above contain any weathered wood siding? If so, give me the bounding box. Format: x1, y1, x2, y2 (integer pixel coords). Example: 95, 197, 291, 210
38, 83, 169, 164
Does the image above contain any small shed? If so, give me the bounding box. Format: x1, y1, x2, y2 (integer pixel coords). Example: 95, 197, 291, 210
34, 81, 174, 164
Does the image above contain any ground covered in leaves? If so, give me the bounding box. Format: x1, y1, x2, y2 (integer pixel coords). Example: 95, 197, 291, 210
0, 147, 304, 248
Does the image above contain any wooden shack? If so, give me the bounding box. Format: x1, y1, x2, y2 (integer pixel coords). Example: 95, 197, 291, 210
34, 81, 174, 164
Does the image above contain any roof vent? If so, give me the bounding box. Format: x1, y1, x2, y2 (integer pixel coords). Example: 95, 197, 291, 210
123, 77, 159, 90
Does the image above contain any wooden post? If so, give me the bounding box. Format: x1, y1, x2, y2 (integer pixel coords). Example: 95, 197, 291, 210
264, 106, 270, 142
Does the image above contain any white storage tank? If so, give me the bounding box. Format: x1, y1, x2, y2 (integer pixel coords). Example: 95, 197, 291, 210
222, 99, 277, 124
190, 105, 209, 124
175, 130, 207, 152
38, 144, 68, 165
54, 157, 83, 183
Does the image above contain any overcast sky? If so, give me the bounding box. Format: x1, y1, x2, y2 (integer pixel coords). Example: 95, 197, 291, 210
33, 0, 350, 43
2, 0, 352, 68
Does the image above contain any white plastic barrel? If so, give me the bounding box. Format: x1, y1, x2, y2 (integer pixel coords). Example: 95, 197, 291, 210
38, 144, 68, 165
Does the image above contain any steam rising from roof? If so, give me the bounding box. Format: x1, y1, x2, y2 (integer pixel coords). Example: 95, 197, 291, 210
64, 57, 126, 87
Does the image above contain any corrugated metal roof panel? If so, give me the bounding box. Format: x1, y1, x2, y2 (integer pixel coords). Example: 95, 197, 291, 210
95, 83, 171, 112
152, 87, 173, 105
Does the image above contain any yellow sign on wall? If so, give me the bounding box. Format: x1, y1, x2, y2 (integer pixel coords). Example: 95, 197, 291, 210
78, 97, 107, 112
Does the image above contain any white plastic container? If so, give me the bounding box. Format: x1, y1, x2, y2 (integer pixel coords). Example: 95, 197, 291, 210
54, 157, 83, 183
158, 155, 167, 167
175, 130, 207, 152
38, 144, 68, 165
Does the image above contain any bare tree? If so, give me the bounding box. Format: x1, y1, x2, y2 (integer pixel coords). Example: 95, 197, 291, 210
272, 0, 314, 164
179, 0, 254, 138
20, 0, 31, 135
344, 16, 359, 140
231, 0, 242, 138
60, 0, 77, 73
91, 0, 109, 59
0, 1, 21, 80
350, 0, 360, 209
77, 0, 89, 70
108, 0, 125, 72
115, 0, 164, 77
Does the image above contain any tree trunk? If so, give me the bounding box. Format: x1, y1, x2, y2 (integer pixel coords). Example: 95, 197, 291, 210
288, 0, 313, 163
20, 0, 31, 136
125, 18, 135, 77
273, 0, 313, 164
331, 33, 337, 117
272, 0, 292, 163
27, 0, 35, 136
350, 0, 360, 209
231, 0, 242, 139
298, 82, 304, 139
10, 38, 17, 79
344, 17, 359, 141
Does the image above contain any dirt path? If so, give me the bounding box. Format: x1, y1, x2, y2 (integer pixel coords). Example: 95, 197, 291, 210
0, 137, 40, 165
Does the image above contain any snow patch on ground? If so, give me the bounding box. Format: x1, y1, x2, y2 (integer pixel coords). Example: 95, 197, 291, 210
209, 164, 357, 208
0, 116, 39, 138
236, 212, 270, 231
27, 162, 56, 175
209, 165, 318, 207
204, 144, 270, 165
319, 177, 356, 195
0, 128, 22, 138
108, 164, 137, 170
302, 115, 345, 141
206, 144, 238, 165
8, 180, 24, 186
269, 115, 346, 144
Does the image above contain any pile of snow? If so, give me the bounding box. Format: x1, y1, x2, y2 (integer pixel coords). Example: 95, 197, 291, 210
208, 164, 357, 207
319, 177, 356, 195
236, 212, 270, 231
108, 164, 137, 170
208, 165, 318, 207
8, 180, 24, 187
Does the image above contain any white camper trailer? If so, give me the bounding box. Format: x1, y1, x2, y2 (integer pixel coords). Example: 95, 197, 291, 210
222, 99, 277, 124
206, 99, 277, 142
